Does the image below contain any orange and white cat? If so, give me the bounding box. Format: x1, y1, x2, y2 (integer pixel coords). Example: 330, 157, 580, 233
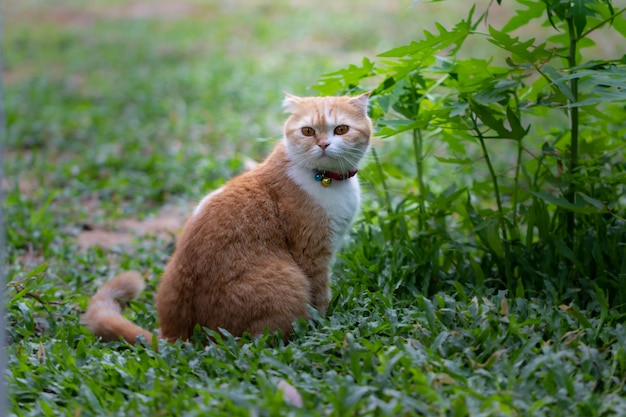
81, 93, 372, 343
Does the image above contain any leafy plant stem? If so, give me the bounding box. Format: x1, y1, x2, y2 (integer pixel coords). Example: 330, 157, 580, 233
413, 127, 427, 231
566, 16, 579, 240
580, 7, 626, 39
371, 147, 393, 214
471, 115, 513, 285
513, 138, 523, 229
471, 118, 505, 238
407, 74, 428, 230
512, 96, 523, 229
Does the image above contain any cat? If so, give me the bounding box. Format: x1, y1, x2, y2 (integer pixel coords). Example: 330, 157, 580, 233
81, 93, 372, 344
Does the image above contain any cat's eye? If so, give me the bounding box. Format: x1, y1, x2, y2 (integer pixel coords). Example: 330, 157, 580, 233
301, 127, 316, 137
334, 125, 349, 135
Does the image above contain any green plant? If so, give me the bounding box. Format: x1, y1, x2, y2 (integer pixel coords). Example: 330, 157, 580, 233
316, 0, 626, 308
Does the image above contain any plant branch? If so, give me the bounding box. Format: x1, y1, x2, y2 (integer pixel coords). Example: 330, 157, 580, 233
566, 16, 579, 239
371, 147, 393, 214
513, 139, 523, 229
471, 116, 506, 241
471, 115, 514, 287
413, 128, 427, 231
408, 76, 427, 231
580, 7, 626, 39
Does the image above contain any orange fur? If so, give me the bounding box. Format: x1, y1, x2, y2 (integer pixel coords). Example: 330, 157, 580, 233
82, 94, 372, 344
81, 272, 154, 343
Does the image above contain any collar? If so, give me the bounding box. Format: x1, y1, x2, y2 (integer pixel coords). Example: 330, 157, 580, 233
314, 168, 359, 187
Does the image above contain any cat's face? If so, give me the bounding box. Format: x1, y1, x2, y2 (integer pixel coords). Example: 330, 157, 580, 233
283, 94, 372, 173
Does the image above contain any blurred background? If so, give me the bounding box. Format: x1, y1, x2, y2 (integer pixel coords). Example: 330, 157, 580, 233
4, 0, 624, 274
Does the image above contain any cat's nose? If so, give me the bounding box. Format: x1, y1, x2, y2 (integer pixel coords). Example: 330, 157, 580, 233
318, 141, 330, 150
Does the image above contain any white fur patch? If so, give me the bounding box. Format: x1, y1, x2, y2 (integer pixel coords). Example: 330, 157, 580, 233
192, 187, 224, 219
323, 98, 336, 127
286, 162, 360, 254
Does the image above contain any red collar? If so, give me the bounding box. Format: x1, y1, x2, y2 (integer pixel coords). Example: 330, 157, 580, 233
314, 168, 358, 187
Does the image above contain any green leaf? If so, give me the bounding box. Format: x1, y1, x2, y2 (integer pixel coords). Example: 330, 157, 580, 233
418, 296, 437, 332
376, 119, 421, 138
469, 256, 486, 286
570, 0, 590, 38
505, 106, 531, 141
529, 191, 598, 213
30, 191, 57, 227
543, 65, 576, 102
432, 184, 468, 209
26, 261, 50, 279
557, 64, 626, 106
484, 220, 505, 259
559, 304, 592, 329
577, 192, 606, 211
434, 156, 472, 165
466, 196, 505, 258
487, 26, 552, 64
595, 285, 609, 322
447, 101, 468, 117
515, 278, 525, 298
378, 18, 471, 58
315, 57, 376, 95
502, 0, 547, 33
605, 8, 626, 37
469, 98, 526, 140
379, 161, 406, 180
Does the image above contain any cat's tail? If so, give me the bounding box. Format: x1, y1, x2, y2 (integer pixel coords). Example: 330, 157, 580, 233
81, 271, 156, 345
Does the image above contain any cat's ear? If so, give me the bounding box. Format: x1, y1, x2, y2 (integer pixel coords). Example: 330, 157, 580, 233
349, 92, 371, 114
282, 92, 301, 113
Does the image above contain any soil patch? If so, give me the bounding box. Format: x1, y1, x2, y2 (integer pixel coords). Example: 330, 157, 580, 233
77, 203, 192, 251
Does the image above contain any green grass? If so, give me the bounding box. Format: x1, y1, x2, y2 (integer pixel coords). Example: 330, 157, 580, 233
4, 1, 626, 416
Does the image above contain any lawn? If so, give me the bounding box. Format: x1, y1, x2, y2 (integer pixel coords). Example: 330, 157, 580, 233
4, 0, 626, 416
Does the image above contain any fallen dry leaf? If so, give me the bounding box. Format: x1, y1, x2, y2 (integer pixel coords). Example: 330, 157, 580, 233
276, 379, 303, 408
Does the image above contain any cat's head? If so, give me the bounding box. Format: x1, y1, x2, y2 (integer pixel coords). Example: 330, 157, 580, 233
282, 94, 372, 174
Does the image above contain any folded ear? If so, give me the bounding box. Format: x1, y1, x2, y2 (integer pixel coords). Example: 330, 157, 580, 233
349, 92, 371, 114
282, 92, 302, 113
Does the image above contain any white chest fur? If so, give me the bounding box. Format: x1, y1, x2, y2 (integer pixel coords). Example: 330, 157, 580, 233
192, 187, 224, 219
286, 164, 360, 254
